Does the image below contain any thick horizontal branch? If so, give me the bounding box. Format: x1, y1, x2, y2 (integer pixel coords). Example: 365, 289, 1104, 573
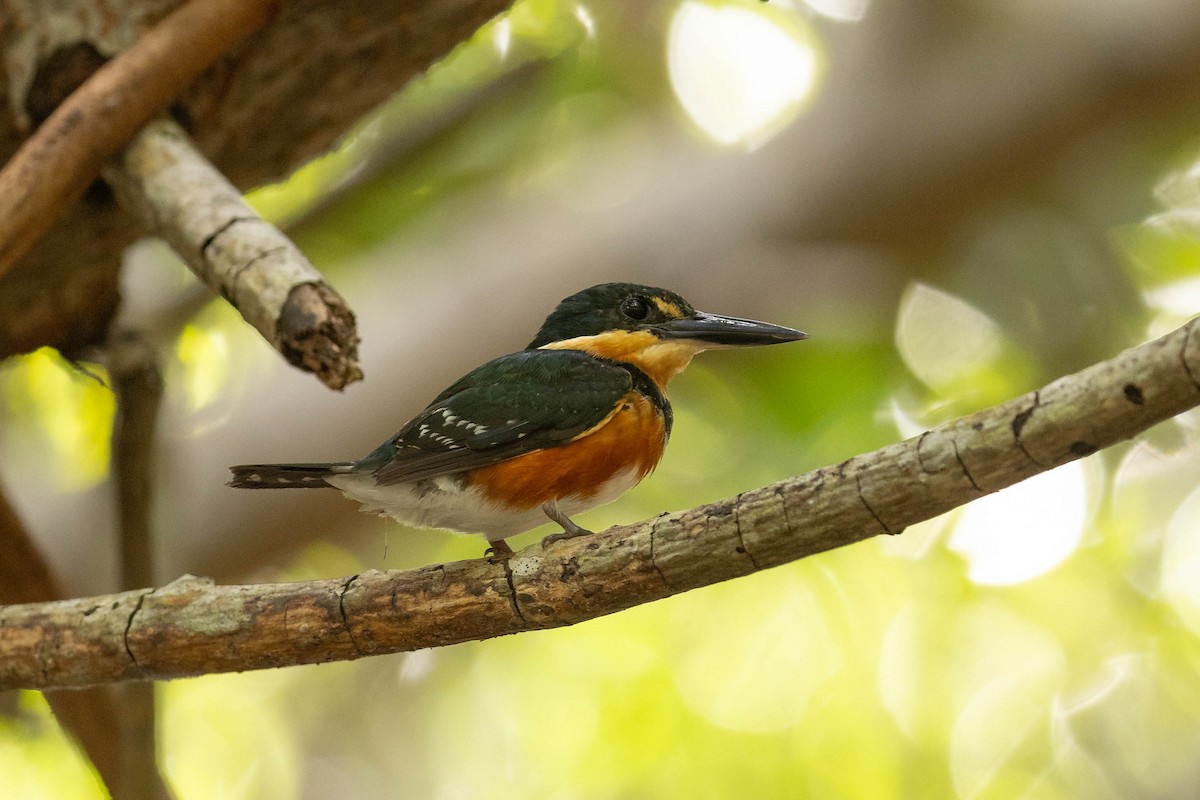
104, 119, 362, 390
0, 0, 278, 282
2, 317, 1197, 690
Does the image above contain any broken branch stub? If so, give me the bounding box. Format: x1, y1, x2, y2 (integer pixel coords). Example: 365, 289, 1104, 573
104, 118, 362, 390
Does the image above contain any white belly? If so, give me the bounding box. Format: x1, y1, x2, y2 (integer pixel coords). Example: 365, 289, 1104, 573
325, 468, 643, 541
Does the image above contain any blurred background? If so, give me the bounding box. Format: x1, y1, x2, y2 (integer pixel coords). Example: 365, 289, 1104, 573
4, 0, 1200, 796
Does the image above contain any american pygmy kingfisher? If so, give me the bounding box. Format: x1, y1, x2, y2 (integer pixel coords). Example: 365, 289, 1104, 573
229, 282, 806, 556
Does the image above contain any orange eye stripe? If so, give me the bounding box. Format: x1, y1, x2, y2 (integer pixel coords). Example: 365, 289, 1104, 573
651, 297, 685, 318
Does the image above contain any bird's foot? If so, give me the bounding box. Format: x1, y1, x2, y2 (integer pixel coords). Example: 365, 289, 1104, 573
540, 501, 593, 547
541, 527, 595, 547
484, 539, 515, 562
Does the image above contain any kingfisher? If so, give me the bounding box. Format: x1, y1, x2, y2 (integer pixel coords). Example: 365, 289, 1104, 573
229, 283, 806, 557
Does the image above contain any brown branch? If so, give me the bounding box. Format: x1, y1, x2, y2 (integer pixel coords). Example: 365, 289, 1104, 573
104, 119, 362, 389
2, 316, 1198, 690
0, 0, 278, 281
0, 485, 64, 607
0, 485, 123, 794
109, 331, 169, 800
0, 0, 514, 362
111, 332, 164, 594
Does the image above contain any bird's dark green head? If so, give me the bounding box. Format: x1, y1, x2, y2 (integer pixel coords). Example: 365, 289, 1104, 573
527, 282, 807, 350
527, 283, 691, 348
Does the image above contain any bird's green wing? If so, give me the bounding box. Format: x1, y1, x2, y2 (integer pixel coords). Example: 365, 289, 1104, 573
364, 349, 636, 486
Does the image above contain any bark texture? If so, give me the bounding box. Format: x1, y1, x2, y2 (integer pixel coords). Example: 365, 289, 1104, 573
0, 0, 513, 359
2, 315, 1197, 690
104, 120, 361, 389
0, 0, 278, 282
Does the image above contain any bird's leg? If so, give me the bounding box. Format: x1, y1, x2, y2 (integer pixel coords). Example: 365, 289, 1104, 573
484, 538, 515, 561
540, 500, 594, 547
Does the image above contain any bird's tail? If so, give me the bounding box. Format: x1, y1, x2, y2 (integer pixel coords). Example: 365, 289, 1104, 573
228, 462, 355, 489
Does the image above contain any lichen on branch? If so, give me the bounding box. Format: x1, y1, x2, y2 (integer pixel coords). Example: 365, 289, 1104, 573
0, 316, 1197, 690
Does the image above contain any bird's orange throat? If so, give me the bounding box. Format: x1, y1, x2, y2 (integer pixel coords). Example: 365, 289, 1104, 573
540, 330, 705, 387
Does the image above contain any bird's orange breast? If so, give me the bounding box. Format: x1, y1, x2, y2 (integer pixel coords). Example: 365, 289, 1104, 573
468, 391, 667, 510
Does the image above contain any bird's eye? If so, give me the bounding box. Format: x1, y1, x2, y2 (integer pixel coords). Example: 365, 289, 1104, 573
620, 296, 651, 321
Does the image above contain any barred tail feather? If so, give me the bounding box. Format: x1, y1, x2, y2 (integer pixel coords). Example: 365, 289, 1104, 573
228, 462, 354, 489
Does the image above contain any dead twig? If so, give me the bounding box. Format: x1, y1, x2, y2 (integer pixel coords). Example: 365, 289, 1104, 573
105, 120, 361, 389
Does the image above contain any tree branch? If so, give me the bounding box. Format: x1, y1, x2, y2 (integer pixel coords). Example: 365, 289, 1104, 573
111, 332, 164, 595
0, 484, 123, 793
109, 331, 169, 800
0, 0, 278, 281
2, 316, 1197, 690
104, 119, 362, 390
0, 0, 514, 361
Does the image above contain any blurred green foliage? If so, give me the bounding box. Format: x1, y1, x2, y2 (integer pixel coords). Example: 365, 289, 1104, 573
0, 351, 113, 491
3, 0, 1200, 798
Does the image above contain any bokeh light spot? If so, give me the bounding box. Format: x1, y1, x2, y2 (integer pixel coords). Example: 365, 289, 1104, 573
948, 461, 1089, 586
803, 0, 870, 22
670, 569, 840, 733
951, 672, 1061, 799
175, 320, 231, 417
493, 17, 512, 58
574, 3, 595, 37
668, 1, 818, 148
2, 349, 114, 490
1159, 484, 1200, 637
896, 282, 1003, 397
0, 692, 107, 798
161, 675, 300, 800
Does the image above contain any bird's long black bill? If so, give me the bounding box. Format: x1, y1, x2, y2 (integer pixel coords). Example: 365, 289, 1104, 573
656, 311, 808, 347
